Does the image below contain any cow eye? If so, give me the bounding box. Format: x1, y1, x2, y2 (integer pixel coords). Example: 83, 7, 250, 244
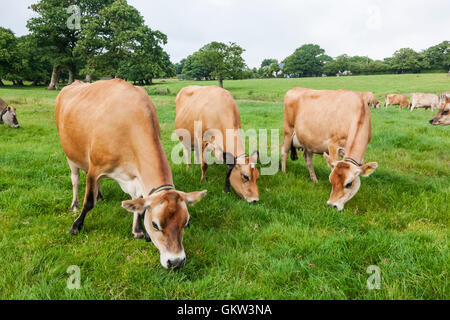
152, 221, 160, 231
242, 174, 250, 182
443, 110, 449, 115
345, 182, 353, 188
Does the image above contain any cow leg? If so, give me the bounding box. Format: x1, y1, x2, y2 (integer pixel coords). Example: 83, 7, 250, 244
68, 160, 80, 212
304, 151, 318, 183
132, 212, 145, 239
281, 129, 295, 173
97, 183, 104, 202
410, 105, 415, 112
201, 156, 208, 181
184, 144, 191, 169
68, 173, 98, 235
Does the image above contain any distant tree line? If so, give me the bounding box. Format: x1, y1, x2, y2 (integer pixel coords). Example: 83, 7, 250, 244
177, 41, 449, 82
0, 0, 448, 88
0, 0, 175, 89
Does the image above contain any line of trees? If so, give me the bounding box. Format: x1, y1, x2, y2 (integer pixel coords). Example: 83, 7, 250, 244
1, 1, 448, 88
177, 41, 449, 82
0, 0, 175, 89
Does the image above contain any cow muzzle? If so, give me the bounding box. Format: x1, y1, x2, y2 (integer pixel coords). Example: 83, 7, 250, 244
327, 201, 344, 211
160, 251, 186, 270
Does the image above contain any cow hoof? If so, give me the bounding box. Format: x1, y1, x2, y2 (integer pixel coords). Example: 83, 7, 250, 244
312, 179, 319, 184
68, 228, 80, 235
133, 232, 145, 240
70, 205, 79, 212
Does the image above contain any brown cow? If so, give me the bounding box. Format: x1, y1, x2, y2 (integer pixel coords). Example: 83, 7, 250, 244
175, 86, 260, 203
361, 92, 380, 109
56, 79, 207, 269
410, 93, 441, 112
282, 88, 378, 211
430, 96, 450, 126
0, 98, 19, 128
385, 94, 410, 110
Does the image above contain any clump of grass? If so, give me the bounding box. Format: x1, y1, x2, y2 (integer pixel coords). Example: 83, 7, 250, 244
145, 86, 173, 96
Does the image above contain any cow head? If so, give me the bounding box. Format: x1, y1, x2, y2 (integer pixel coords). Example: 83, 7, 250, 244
1, 106, 19, 128
324, 153, 378, 211
430, 97, 450, 126
122, 189, 207, 269
224, 151, 260, 203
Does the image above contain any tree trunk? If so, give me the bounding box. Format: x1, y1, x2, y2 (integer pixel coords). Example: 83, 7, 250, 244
48, 64, 61, 90
68, 69, 74, 85
85, 74, 92, 83
18, 80, 24, 86
0, 79, 4, 86
219, 78, 223, 88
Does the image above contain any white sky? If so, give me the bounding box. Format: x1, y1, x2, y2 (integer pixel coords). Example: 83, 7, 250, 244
1, 0, 449, 68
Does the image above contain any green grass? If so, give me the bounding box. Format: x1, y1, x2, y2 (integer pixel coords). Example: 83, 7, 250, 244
0, 74, 449, 300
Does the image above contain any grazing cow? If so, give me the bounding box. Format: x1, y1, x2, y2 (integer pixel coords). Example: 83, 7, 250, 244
282, 88, 378, 211
430, 96, 450, 126
0, 98, 19, 128
361, 92, 380, 109
385, 94, 410, 110
56, 79, 207, 270
410, 93, 440, 112
175, 86, 260, 203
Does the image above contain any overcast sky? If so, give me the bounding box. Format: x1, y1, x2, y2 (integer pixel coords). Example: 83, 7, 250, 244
1, 0, 449, 68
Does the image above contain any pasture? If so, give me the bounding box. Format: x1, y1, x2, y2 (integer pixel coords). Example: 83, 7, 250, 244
0, 73, 448, 300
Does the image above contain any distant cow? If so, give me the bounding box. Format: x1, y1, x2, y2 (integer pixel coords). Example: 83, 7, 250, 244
0, 98, 19, 128
56, 79, 207, 270
282, 88, 378, 211
361, 92, 380, 109
410, 93, 440, 112
385, 94, 410, 110
175, 86, 260, 203
430, 96, 450, 126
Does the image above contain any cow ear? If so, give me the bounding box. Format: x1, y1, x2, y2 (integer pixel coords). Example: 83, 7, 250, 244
223, 152, 235, 166
250, 150, 259, 165
323, 153, 336, 169
359, 162, 378, 177
179, 190, 207, 205
122, 195, 157, 213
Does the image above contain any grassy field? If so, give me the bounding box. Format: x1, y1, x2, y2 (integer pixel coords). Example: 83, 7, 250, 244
0, 74, 448, 300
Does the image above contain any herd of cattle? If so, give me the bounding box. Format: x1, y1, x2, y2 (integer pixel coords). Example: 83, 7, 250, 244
1, 79, 449, 269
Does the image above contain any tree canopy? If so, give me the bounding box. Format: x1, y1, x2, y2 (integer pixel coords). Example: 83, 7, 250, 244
182, 42, 246, 87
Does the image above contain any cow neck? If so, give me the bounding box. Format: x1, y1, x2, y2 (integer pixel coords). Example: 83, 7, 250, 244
344, 108, 370, 164
138, 145, 174, 195
229, 129, 246, 159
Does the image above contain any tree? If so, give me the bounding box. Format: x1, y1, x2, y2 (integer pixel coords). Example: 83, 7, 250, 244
389, 48, 426, 74
260, 58, 278, 68
193, 41, 246, 87
182, 52, 212, 80
27, 0, 114, 89
283, 44, 331, 77
175, 59, 185, 75
0, 27, 18, 86
424, 41, 450, 71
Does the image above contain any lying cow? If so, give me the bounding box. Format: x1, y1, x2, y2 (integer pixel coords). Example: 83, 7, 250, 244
410, 93, 440, 112
0, 98, 19, 128
175, 86, 260, 203
56, 79, 207, 270
361, 92, 380, 109
385, 94, 410, 110
282, 88, 378, 211
430, 96, 450, 126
